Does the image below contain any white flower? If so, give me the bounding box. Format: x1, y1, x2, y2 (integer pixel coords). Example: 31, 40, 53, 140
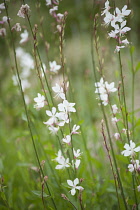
20, 30, 29, 44
58, 100, 76, 113
114, 45, 125, 53
112, 104, 118, 114
49, 6, 58, 15
21, 79, 30, 91
112, 117, 120, 123
0, 28, 6, 37
67, 178, 84, 196
2, 16, 9, 23
54, 150, 63, 162
52, 83, 65, 100
128, 160, 140, 172
17, 4, 30, 18
71, 124, 80, 135
104, 12, 115, 26
121, 38, 129, 45
73, 149, 82, 158
101, 0, 110, 16
46, 0, 52, 6
12, 23, 21, 32
57, 13, 64, 20
137, 185, 140, 192
121, 140, 140, 157
105, 81, 117, 93
75, 159, 81, 169
55, 157, 70, 169
44, 107, 59, 126
115, 5, 131, 19
57, 112, 69, 126
34, 93, 45, 109
62, 135, 71, 144
49, 61, 61, 73
114, 133, 120, 140
48, 125, 59, 134
0, 3, 5, 10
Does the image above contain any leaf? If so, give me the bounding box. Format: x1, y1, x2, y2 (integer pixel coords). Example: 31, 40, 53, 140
31, 190, 49, 198
135, 61, 140, 74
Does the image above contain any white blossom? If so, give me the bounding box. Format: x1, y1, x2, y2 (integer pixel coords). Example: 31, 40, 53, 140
73, 149, 82, 158
48, 125, 59, 134
122, 140, 140, 157
19, 30, 29, 44
52, 83, 65, 100
137, 185, 140, 192
112, 117, 120, 123
112, 104, 118, 114
101, 0, 110, 16
0, 3, 5, 10
62, 135, 71, 144
46, 0, 52, 6
55, 157, 70, 169
114, 133, 120, 140
44, 107, 59, 126
49, 6, 58, 15
128, 160, 140, 172
0, 28, 6, 37
12, 23, 21, 32
17, 4, 30, 18
67, 178, 84, 196
58, 100, 76, 113
34, 93, 45, 109
71, 124, 80, 135
49, 61, 61, 73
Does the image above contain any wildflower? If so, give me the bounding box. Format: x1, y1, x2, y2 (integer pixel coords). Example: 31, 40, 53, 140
58, 100, 76, 113
44, 107, 59, 126
12, 23, 21, 32
112, 117, 120, 123
67, 178, 84, 195
115, 5, 131, 20
57, 13, 64, 20
112, 104, 118, 114
48, 125, 59, 134
2, 16, 9, 23
115, 45, 125, 53
114, 133, 120, 140
128, 160, 140, 172
54, 150, 63, 162
52, 83, 65, 100
57, 112, 69, 126
121, 38, 129, 45
34, 93, 45, 109
71, 124, 80, 135
17, 4, 30, 18
0, 3, 5, 11
73, 149, 82, 159
46, 0, 52, 6
121, 140, 140, 157
62, 135, 71, 144
49, 6, 58, 15
55, 157, 70, 169
104, 12, 115, 26
101, 0, 110, 16
0, 28, 6, 37
19, 30, 29, 44
75, 159, 81, 169
49, 61, 61, 73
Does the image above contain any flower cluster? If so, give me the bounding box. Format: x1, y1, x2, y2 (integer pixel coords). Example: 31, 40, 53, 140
102, 0, 131, 52
122, 140, 140, 191
95, 77, 117, 106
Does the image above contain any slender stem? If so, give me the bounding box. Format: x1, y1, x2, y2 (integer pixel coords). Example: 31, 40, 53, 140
4, 2, 57, 209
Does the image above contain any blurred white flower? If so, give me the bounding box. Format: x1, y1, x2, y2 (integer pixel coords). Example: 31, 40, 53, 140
62, 135, 71, 144
55, 157, 70, 169
17, 4, 30, 18
112, 104, 118, 114
128, 160, 140, 172
48, 125, 59, 134
49, 6, 58, 15
0, 3, 5, 10
34, 93, 45, 109
12, 23, 21, 32
49, 61, 61, 73
101, 0, 110, 16
114, 133, 120, 140
58, 100, 76, 113
67, 178, 84, 195
71, 124, 80, 135
122, 140, 140, 157
52, 83, 65, 100
114, 45, 125, 53
73, 149, 82, 159
137, 185, 140, 192
20, 30, 29, 44
112, 117, 120, 123
0, 28, 6, 37
46, 0, 52, 6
